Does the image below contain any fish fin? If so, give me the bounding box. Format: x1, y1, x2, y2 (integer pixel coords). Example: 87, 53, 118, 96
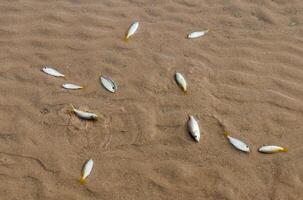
79, 177, 86, 185
223, 131, 230, 137
123, 35, 129, 42
281, 147, 288, 152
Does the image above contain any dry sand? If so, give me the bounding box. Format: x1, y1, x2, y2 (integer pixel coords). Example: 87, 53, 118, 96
0, 0, 303, 199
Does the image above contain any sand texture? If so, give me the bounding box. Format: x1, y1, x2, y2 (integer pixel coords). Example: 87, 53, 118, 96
0, 0, 303, 199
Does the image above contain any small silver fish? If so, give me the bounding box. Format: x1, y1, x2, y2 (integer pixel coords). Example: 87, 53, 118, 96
70, 104, 97, 120
124, 21, 139, 41
187, 115, 200, 142
62, 83, 83, 90
79, 159, 94, 184
224, 131, 250, 153
187, 30, 209, 39
175, 72, 187, 93
41, 66, 65, 78
258, 145, 288, 154
100, 75, 117, 93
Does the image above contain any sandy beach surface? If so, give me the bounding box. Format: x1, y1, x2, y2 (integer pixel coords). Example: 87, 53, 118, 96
0, 0, 303, 199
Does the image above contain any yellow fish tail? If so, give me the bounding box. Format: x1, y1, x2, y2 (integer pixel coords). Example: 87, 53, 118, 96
66, 104, 76, 114
79, 177, 86, 185
281, 147, 288, 152
123, 35, 129, 42
65, 104, 75, 115
70, 104, 75, 111
223, 131, 230, 137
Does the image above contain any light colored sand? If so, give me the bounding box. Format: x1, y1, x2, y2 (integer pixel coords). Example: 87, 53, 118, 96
0, 0, 303, 199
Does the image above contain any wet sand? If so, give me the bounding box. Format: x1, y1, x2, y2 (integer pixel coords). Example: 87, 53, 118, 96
0, 0, 303, 199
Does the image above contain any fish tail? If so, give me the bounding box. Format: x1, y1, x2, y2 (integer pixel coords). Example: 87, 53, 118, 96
123, 34, 129, 42
80, 86, 85, 89
70, 104, 75, 110
62, 76, 67, 80
223, 130, 229, 137
205, 29, 210, 33
183, 89, 188, 95
281, 147, 288, 152
69, 104, 75, 111
79, 177, 86, 185
65, 104, 75, 115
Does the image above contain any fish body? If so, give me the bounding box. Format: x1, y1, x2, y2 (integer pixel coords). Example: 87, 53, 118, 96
258, 145, 288, 154
187, 30, 209, 39
224, 131, 250, 152
41, 66, 65, 78
62, 83, 83, 90
70, 104, 98, 120
124, 21, 139, 41
175, 72, 187, 93
100, 76, 117, 93
80, 159, 94, 184
187, 115, 200, 142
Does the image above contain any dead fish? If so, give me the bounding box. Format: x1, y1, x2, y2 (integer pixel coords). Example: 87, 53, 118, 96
187, 115, 200, 142
175, 72, 187, 93
124, 21, 139, 41
62, 83, 83, 90
70, 104, 97, 120
258, 145, 288, 154
79, 159, 94, 184
100, 75, 117, 93
187, 29, 209, 39
224, 131, 250, 153
41, 66, 65, 78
